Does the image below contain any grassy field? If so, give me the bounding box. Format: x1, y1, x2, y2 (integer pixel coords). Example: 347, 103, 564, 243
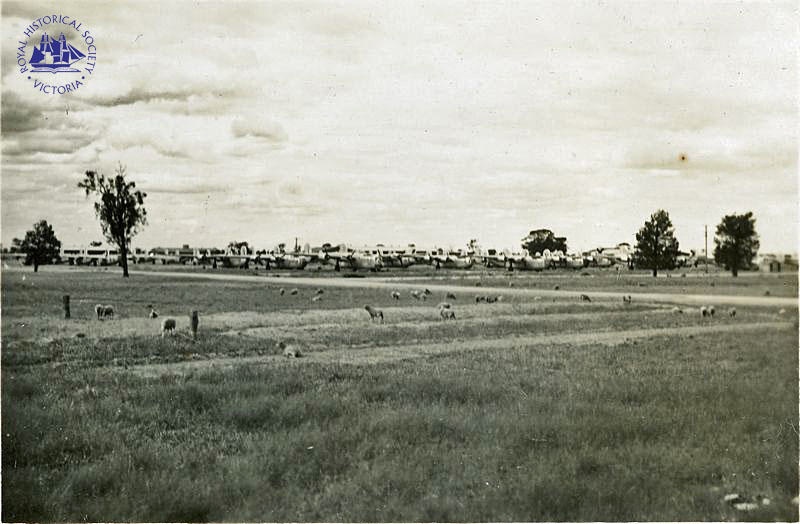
2, 267, 798, 521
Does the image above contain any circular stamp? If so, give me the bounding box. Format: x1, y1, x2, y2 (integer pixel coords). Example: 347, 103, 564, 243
15, 14, 97, 95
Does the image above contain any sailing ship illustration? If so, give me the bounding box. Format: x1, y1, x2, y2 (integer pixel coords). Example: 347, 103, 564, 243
30, 33, 85, 73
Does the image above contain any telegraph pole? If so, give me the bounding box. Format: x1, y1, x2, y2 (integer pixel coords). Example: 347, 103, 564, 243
704, 224, 708, 274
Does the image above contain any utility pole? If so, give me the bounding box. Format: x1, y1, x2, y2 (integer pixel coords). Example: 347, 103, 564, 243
704, 224, 708, 274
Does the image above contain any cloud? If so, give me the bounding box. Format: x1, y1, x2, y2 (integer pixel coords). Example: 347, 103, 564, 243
1, 92, 44, 132
231, 117, 288, 143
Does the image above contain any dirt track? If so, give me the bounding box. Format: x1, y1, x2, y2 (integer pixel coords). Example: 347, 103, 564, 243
120, 321, 793, 378
122, 269, 797, 308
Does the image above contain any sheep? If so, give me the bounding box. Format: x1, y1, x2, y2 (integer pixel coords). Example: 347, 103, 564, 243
440, 308, 456, 321
728, 307, 736, 318
94, 304, 104, 320
708, 305, 716, 317
279, 288, 286, 296
700, 306, 709, 317
445, 292, 456, 300
622, 295, 632, 304
437, 302, 452, 310
411, 290, 422, 300
391, 291, 401, 300
315, 288, 324, 295
102, 305, 115, 319
475, 295, 487, 303
160, 318, 177, 337
423, 289, 432, 296
580, 294, 591, 302
289, 288, 299, 295
486, 296, 498, 303
671, 306, 683, 314
364, 305, 384, 323
778, 308, 786, 315
311, 295, 322, 303
148, 308, 159, 319
553, 285, 560, 290
279, 341, 301, 358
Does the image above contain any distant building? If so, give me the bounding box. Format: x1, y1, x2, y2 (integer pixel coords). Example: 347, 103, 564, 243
758, 254, 799, 273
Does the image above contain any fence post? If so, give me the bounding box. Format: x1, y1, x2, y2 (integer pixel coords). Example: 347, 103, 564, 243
190, 310, 199, 339
63, 295, 71, 319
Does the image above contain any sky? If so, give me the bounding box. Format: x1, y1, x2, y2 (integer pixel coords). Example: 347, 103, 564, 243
2, 0, 797, 254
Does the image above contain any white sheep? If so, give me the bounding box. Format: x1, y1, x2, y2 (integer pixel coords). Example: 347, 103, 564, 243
700, 306, 709, 317
728, 307, 736, 318
671, 306, 683, 314
437, 302, 452, 310
391, 291, 401, 300
708, 305, 716, 317
148, 308, 159, 319
364, 305, 384, 323
440, 308, 456, 320
315, 288, 324, 295
311, 295, 322, 303
94, 304, 104, 320
279, 288, 286, 296
411, 290, 422, 300
279, 341, 302, 358
160, 318, 177, 337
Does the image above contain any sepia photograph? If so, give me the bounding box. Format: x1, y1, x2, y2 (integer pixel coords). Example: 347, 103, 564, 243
1, 0, 798, 521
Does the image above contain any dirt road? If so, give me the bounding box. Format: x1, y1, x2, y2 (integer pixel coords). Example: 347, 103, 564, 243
124, 269, 798, 308
120, 320, 793, 378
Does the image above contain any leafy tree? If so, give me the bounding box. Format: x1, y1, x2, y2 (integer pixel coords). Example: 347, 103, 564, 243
521, 229, 567, 255
20, 220, 61, 272
713, 212, 759, 277
78, 164, 147, 278
633, 209, 680, 277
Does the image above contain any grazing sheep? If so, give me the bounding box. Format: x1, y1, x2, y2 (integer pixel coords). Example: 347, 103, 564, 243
580, 294, 591, 302
671, 306, 683, 314
160, 318, 177, 337
315, 288, 324, 295
486, 296, 498, 304
423, 289, 432, 296
709, 305, 716, 317
311, 295, 322, 303
700, 306, 709, 317
102, 305, 115, 319
279, 341, 302, 358
553, 285, 560, 290
411, 290, 422, 300
475, 295, 487, 303
728, 307, 736, 318
289, 288, 299, 295
437, 302, 452, 310
778, 308, 786, 315
440, 308, 456, 321
622, 295, 632, 304
94, 304, 104, 320
148, 308, 159, 319
446, 292, 456, 300
279, 288, 286, 296
391, 291, 401, 300
364, 305, 384, 323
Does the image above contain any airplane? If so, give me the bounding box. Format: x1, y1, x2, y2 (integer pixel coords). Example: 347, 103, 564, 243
322, 245, 383, 271
374, 244, 431, 268
505, 250, 547, 271
430, 248, 474, 270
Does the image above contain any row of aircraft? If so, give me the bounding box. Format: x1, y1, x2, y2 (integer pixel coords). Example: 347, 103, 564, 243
57, 242, 634, 272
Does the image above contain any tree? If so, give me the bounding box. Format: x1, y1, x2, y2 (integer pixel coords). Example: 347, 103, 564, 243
713, 212, 759, 277
78, 164, 147, 278
20, 220, 61, 272
521, 229, 567, 255
633, 209, 680, 277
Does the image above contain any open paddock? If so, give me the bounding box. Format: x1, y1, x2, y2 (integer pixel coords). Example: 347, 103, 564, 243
2, 266, 797, 521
